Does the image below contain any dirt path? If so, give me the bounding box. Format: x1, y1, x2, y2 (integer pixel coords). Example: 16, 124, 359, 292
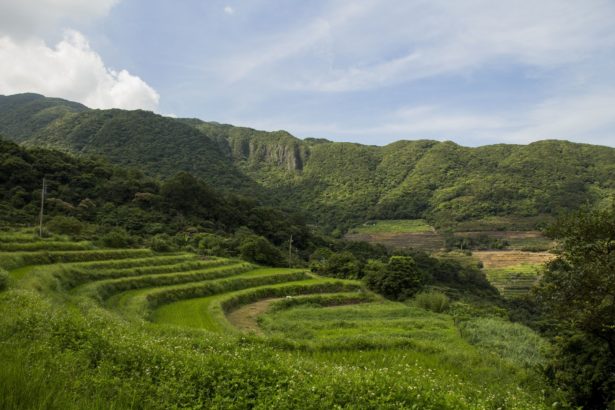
226, 298, 282, 334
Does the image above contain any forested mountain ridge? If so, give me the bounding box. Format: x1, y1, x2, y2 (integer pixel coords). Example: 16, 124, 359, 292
2, 93, 614, 229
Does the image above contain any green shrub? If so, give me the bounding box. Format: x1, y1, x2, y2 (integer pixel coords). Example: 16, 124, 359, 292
414, 290, 450, 313
364, 256, 426, 300
239, 236, 283, 266
149, 234, 174, 252
46, 216, 85, 237
0, 268, 9, 291
100, 228, 136, 248
312, 251, 361, 278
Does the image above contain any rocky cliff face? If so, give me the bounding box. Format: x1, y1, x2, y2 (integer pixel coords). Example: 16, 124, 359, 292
224, 131, 309, 172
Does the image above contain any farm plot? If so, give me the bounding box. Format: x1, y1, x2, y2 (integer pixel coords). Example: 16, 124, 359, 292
345, 219, 444, 251
473, 251, 554, 297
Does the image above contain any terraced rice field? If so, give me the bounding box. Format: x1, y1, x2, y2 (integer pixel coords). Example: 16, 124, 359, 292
474, 251, 554, 297
345, 219, 445, 251
345, 231, 445, 251
2, 232, 363, 335
0, 231, 554, 408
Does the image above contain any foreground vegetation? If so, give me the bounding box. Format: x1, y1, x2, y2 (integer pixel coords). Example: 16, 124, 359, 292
0, 230, 560, 409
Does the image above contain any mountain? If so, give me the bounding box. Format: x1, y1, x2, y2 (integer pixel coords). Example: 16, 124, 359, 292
1, 93, 614, 229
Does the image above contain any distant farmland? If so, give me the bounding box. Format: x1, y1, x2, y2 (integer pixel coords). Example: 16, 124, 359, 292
474, 251, 554, 297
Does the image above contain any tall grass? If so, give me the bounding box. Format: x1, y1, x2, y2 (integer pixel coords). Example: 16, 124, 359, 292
458, 317, 549, 368
414, 290, 450, 313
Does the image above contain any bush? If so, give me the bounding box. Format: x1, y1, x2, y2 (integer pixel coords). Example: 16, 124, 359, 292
364, 256, 426, 300
0, 268, 9, 291
100, 228, 136, 248
46, 216, 85, 237
238, 236, 283, 266
313, 251, 361, 278
414, 290, 450, 313
149, 234, 174, 252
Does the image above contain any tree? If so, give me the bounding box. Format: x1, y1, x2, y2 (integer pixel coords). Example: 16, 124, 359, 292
316, 251, 361, 278
537, 204, 615, 352
536, 204, 615, 408
239, 235, 283, 266
364, 256, 426, 300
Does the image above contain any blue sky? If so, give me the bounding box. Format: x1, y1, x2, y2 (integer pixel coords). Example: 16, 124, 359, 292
1, 0, 614, 147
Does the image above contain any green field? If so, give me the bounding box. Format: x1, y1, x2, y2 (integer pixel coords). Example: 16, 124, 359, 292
350, 219, 434, 234
0, 233, 558, 409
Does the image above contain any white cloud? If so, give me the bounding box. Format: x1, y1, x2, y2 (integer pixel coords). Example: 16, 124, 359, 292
502, 90, 615, 146
215, 0, 615, 93
219, 2, 375, 83
236, 88, 615, 148
224, 6, 235, 15
0, 31, 159, 111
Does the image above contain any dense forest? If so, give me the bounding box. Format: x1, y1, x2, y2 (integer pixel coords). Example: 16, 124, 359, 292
2, 93, 614, 231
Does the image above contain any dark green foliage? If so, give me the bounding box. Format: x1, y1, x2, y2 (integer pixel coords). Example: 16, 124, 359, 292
46, 215, 86, 236
0, 137, 317, 260
0, 268, 8, 291
100, 228, 137, 248
364, 256, 426, 300
239, 236, 284, 266
149, 234, 175, 252
545, 332, 615, 409
311, 251, 361, 279
536, 204, 615, 408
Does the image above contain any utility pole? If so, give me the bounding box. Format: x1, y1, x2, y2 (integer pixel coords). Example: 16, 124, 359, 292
288, 234, 293, 268
38, 178, 46, 238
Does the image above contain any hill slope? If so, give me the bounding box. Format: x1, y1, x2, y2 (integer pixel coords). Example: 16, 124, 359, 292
2, 93, 614, 229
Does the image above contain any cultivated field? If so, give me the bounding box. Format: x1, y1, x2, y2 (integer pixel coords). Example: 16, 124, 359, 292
473, 251, 554, 297
346, 219, 554, 252
0, 230, 556, 408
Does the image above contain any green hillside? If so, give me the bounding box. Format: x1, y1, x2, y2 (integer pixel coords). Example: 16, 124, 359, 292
1, 93, 614, 231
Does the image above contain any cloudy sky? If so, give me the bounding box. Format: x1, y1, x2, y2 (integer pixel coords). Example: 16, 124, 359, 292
1, 0, 614, 147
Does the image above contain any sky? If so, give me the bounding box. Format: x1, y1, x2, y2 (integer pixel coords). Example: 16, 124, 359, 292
0, 0, 614, 147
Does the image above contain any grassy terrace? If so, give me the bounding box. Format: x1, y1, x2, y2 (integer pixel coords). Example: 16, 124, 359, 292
0, 232, 556, 409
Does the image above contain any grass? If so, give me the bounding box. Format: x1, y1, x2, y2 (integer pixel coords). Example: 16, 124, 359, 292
350, 219, 433, 234
459, 317, 550, 368
0, 234, 559, 409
